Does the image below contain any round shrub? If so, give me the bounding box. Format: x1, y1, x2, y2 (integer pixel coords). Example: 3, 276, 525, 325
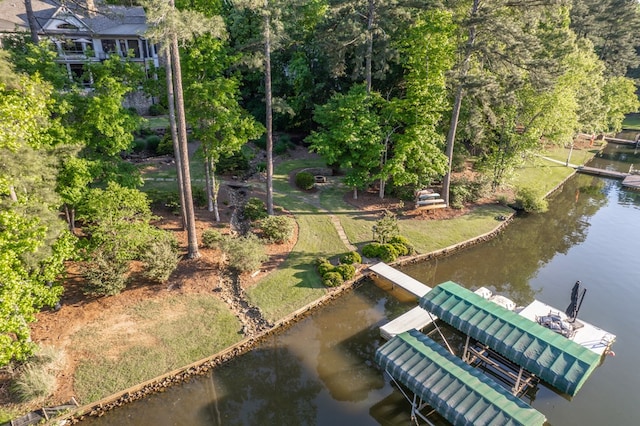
335, 264, 356, 281
378, 244, 399, 262
295, 171, 315, 190
317, 261, 334, 276
339, 251, 362, 265
244, 197, 268, 221
322, 271, 343, 287
145, 135, 161, 154
362, 242, 383, 259
515, 186, 548, 213
156, 133, 174, 155
389, 235, 415, 256
260, 215, 295, 243
202, 229, 224, 248
132, 138, 146, 153
219, 233, 267, 272
141, 238, 180, 283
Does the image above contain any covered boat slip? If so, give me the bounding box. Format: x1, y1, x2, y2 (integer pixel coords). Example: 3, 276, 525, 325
375, 329, 546, 426
419, 282, 602, 397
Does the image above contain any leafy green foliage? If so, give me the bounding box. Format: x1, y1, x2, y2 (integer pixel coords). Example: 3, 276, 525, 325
372, 210, 399, 243
307, 84, 384, 193
389, 235, 415, 256
339, 251, 361, 265
141, 237, 180, 283
362, 242, 399, 262
334, 264, 356, 281
82, 249, 129, 297
322, 271, 343, 287
259, 215, 295, 243
515, 186, 549, 213
202, 229, 225, 248
219, 233, 267, 272
244, 197, 268, 221
295, 171, 315, 190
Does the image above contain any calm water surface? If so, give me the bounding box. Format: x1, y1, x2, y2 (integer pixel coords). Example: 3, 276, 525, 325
87, 144, 640, 425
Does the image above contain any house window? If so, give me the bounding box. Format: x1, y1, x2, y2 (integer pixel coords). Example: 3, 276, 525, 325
102, 39, 117, 54
62, 40, 84, 54
57, 23, 79, 30
118, 39, 141, 58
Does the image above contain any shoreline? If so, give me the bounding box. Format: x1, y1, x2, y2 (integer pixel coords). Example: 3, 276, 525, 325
59, 206, 519, 423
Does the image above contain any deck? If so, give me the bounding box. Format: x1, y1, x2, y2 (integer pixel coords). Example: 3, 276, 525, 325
518, 300, 616, 356
604, 136, 640, 145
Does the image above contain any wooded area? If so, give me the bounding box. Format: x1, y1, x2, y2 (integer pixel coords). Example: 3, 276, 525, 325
1, 0, 639, 374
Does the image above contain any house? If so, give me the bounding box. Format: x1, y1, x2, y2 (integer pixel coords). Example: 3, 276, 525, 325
0, 0, 159, 89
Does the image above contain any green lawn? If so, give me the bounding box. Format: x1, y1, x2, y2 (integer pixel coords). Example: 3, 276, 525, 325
72, 295, 242, 403
623, 113, 640, 130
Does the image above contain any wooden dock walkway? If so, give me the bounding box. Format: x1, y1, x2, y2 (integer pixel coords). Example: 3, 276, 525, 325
368, 262, 432, 297
604, 136, 640, 145
576, 166, 630, 180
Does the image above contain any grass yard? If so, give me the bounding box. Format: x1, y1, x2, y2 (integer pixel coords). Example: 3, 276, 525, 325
622, 113, 640, 130
72, 295, 242, 403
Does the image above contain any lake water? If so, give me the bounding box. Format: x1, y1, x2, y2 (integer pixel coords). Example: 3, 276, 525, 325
86, 143, 640, 425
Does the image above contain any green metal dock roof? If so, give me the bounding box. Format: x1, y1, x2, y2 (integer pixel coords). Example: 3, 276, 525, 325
419, 281, 602, 396
375, 329, 546, 426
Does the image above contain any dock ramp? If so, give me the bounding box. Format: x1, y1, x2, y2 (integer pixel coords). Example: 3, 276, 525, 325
368, 262, 431, 297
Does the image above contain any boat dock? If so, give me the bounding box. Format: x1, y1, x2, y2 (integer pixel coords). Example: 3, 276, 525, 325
604, 136, 640, 145
368, 262, 431, 297
576, 166, 630, 179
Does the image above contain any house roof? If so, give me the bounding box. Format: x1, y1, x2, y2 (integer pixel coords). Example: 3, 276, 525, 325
419, 281, 602, 397
375, 329, 546, 426
0, 0, 147, 37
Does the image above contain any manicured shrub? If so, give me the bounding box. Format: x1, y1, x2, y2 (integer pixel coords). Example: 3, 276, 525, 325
145, 135, 161, 154
378, 244, 399, 262
335, 264, 356, 281
362, 242, 383, 259
317, 260, 334, 276
132, 138, 146, 153
202, 229, 224, 248
82, 249, 129, 296
260, 215, 295, 243
339, 251, 362, 265
362, 242, 399, 262
244, 197, 268, 221
515, 186, 548, 213
322, 271, 343, 287
156, 133, 174, 155
192, 186, 207, 207
389, 235, 415, 256
141, 238, 180, 283
295, 171, 315, 190
219, 233, 267, 272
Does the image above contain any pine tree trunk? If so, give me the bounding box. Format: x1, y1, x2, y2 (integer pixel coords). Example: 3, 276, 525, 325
442, 0, 479, 206
264, 0, 274, 216
170, 35, 200, 259
365, 0, 374, 94
24, 0, 39, 44
204, 150, 214, 213
163, 49, 187, 228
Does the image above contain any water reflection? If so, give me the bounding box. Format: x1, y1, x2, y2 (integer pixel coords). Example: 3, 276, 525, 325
402, 174, 607, 307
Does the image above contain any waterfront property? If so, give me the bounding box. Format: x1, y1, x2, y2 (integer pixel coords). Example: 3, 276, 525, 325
373, 263, 616, 425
